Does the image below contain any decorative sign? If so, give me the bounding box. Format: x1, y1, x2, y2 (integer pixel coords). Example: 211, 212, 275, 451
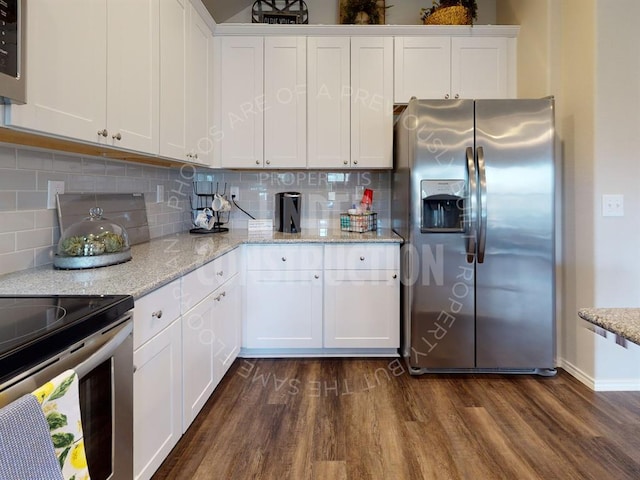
252, 0, 309, 24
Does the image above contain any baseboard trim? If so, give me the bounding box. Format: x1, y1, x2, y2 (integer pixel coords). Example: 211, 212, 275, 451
558, 357, 640, 391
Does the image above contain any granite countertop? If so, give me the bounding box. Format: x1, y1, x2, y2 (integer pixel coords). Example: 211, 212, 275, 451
578, 308, 640, 346
0, 228, 402, 299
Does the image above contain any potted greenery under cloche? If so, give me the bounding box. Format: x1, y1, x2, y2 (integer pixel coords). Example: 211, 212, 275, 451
420, 0, 478, 25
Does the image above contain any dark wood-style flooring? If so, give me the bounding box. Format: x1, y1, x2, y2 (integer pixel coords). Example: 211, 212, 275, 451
152, 358, 640, 479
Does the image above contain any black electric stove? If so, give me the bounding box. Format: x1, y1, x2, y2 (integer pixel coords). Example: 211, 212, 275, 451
0, 295, 134, 385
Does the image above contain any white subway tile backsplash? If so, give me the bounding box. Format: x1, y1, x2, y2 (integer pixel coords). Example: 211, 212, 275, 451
35, 209, 57, 228
105, 160, 127, 177
0, 232, 15, 254
0, 250, 35, 276
0, 211, 35, 233
17, 191, 48, 210
16, 228, 53, 250
0, 192, 16, 211
126, 164, 144, 177
82, 158, 106, 175
67, 174, 96, 192
0, 169, 37, 191
52, 154, 83, 173
0, 146, 16, 168
36, 171, 67, 191
35, 245, 55, 267
17, 150, 53, 171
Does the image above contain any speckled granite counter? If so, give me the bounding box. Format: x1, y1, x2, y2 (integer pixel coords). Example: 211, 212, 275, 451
578, 308, 640, 346
0, 229, 402, 299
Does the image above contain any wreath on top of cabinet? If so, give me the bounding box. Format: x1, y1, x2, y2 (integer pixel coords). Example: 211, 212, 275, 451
252, 0, 309, 24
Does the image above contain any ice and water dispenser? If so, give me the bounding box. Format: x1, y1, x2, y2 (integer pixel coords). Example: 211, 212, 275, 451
421, 180, 465, 232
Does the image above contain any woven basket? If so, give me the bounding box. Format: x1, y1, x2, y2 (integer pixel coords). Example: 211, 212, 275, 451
423, 5, 472, 25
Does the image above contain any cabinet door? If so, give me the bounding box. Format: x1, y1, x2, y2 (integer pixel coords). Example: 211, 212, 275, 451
134, 318, 182, 480
213, 274, 241, 380
264, 36, 306, 168
106, 0, 159, 153
307, 37, 350, 169
7, 0, 107, 142
324, 269, 399, 348
186, 3, 215, 166
245, 270, 323, 348
182, 293, 216, 431
394, 37, 452, 102
451, 37, 509, 99
350, 37, 393, 169
218, 36, 264, 169
159, 0, 187, 160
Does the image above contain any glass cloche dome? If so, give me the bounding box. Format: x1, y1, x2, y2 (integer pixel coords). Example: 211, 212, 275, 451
54, 207, 132, 269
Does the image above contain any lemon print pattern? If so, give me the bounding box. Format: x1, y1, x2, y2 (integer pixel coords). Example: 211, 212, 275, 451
31, 370, 91, 480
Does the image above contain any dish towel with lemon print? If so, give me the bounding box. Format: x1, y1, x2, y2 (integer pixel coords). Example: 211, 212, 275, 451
32, 369, 91, 480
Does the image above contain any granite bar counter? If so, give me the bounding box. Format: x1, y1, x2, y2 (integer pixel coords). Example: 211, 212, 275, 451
0, 229, 402, 299
578, 308, 640, 346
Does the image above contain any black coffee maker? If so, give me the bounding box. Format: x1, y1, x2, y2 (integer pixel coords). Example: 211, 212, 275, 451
275, 192, 301, 233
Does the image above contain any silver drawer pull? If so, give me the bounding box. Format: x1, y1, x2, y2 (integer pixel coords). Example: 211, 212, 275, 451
152, 310, 163, 319
282, 257, 287, 262
217, 270, 224, 276
215, 291, 226, 302
314, 274, 319, 279
393, 274, 397, 279
360, 256, 365, 261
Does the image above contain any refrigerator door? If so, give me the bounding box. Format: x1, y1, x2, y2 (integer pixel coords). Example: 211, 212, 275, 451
474, 99, 555, 369
407, 99, 476, 370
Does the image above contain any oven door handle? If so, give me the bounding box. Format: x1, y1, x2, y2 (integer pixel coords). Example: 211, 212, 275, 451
75, 320, 133, 379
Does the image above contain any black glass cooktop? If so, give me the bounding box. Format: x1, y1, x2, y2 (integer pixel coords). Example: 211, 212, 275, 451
0, 295, 134, 385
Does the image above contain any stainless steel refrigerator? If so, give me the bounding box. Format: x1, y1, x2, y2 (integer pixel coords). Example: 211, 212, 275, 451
392, 98, 556, 375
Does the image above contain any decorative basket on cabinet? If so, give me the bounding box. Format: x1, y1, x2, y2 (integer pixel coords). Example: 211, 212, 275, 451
340, 212, 377, 233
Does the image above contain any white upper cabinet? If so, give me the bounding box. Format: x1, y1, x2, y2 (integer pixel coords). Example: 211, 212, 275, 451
217, 36, 264, 169
106, 0, 159, 153
185, 2, 215, 166
350, 37, 394, 169
307, 36, 393, 169
7, 0, 160, 155
6, 1, 108, 142
307, 37, 351, 169
450, 36, 509, 100
159, 0, 188, 161
264, 37, 307, 169
394, 35, 515, 102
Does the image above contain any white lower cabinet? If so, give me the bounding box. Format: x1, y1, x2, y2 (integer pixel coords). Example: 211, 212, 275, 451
133, 318, 182, 480
182, 270, 241, 431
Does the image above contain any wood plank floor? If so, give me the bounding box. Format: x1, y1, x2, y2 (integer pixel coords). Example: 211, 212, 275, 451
152, 359, 640, 479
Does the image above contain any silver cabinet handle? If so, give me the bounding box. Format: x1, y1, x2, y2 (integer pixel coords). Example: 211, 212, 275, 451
393, 274, 397, 279
445, 94, 450, 99
152, 310, 163, 319
194, 153, 198, 159
215, 291, 226, 302
314, 274, 319, 279
455, 94, 460, 99
281, 257, 287, 262
266, 160, 271, 165
353, 160, 358, 165
465, 146, 477, 264
186, 153, 193, 159
255, 160, 260, 165
98, 129, 108, 137
343, 160, 348, 165
216, 270, 224, 276
112, 132, 122, 141
360, 256, 365, 261
477, 146, 487, 264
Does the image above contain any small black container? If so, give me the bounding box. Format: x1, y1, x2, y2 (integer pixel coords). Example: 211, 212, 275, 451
275, 192, 301, 233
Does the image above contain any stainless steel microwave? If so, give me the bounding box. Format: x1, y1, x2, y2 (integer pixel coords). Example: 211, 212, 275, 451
0, 0, 25, 104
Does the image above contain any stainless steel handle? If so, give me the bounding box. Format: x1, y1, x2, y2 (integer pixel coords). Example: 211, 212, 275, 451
281, 257, 286, 262
112, 132, 122, 141
194, 153, 198, 160
266, 160, 271, 165
477, 146, 487, 264
454, 94, 460, 99
465, 146, 477, 264
392, 274, 397, 279
98, 129, 108, 137
151, 310, 163, 319
353, 160, 358, 165
256, 160, 260, 165
314, 274, 319, 279
445, 94, 450, 99
216, 271, 224, 276
76, 321, 133, 379
360, 256, 365, 261
343, 160, 348, 165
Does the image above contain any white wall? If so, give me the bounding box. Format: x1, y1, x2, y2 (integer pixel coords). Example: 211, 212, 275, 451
225, 0, 497, 25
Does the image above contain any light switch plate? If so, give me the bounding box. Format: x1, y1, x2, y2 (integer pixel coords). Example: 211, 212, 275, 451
602, 194, 624, 217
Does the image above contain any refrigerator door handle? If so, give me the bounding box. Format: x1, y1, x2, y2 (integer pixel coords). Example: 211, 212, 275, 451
465, 146, 477, 263
477, 146, 488, 263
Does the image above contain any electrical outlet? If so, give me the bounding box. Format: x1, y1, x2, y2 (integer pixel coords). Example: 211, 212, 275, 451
602, 194, 624, 217
47, 181, 65, 209
230, 186, 239, 199
328, 191, 336, 201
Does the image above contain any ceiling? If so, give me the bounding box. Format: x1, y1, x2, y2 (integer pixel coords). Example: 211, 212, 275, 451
201, 0, 253, 23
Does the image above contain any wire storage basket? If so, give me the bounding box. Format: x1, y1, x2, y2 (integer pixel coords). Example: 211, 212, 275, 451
423, 6, 471, 25
340, 212, 377, 233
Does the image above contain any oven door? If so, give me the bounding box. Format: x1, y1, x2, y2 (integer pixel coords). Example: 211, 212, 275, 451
0, 315, 133, 480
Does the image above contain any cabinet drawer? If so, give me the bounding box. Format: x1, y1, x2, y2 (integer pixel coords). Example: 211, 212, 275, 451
246, 244, 323, 271
324, 244, 399, 270
134, 278, 181, 350
181, 249, 240, 312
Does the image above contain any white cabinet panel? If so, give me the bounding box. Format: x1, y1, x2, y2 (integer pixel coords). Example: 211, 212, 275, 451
133, 278, 181, 350
245, 244, 323, 271
324, 244, 400, 271
451, 37, 509, 100
264, 37, 307, 168
324, 269, 399, 348
350, 37, 394, 169
218, 36, 264, 168
245, 269, 323, 349
159, 0, 188, 160
134, 317, 182, 480
213, 274, 242, 380
394, 37, 451, 103
307, 37, 351, 169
